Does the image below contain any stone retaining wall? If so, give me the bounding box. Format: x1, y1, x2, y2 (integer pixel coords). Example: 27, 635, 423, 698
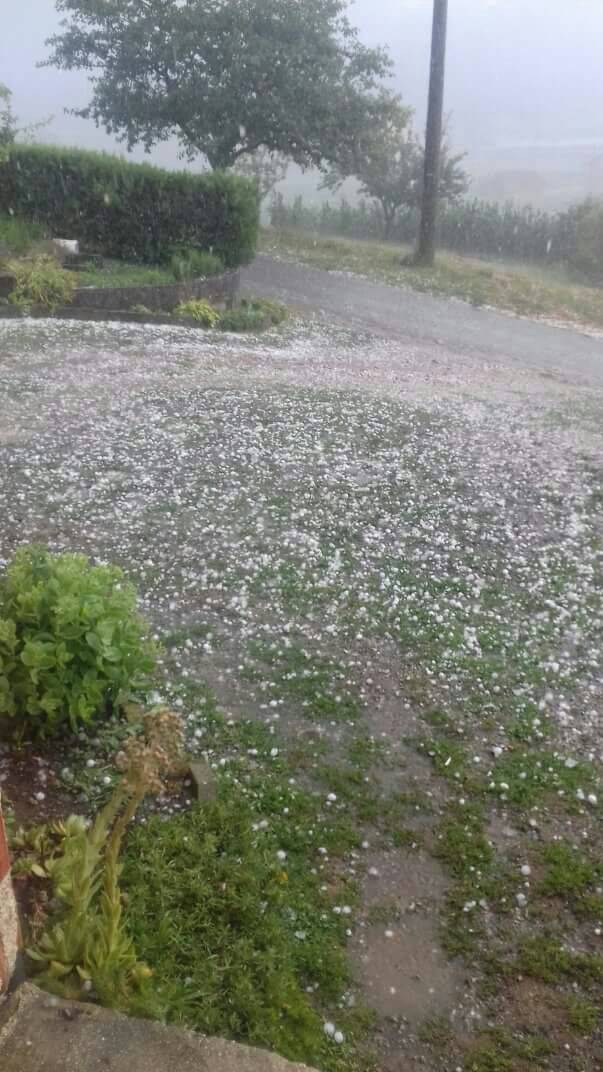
71, 269, 240, 312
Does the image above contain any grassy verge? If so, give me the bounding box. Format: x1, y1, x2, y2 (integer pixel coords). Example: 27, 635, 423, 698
260, 228, 603, 330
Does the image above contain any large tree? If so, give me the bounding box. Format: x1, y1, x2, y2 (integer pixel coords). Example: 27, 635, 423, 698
45, 0, 392, 170
322, 96, 468, 239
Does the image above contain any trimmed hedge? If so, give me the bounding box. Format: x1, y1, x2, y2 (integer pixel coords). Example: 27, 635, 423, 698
0, 144, 259, 266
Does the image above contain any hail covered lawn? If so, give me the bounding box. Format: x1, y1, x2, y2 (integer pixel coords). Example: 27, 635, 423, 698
1, 316, 602, 1070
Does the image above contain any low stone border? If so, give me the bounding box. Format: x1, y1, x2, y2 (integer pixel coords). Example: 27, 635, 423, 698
0, 305, 225, 329
0, 792, 19, 994
71, 268, 240, 312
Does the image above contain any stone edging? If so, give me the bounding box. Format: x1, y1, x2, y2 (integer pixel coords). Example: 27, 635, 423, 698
71, 268, 240, 312
0, 793, 19, 994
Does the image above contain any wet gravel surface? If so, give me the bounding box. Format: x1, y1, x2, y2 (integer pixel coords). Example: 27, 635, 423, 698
1, 307, 602, 1070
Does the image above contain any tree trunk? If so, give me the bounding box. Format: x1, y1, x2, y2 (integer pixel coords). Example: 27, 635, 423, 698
415, 0, 448, 267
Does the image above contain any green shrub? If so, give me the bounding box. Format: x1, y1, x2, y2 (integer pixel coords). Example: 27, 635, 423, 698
0, 546, 155, 738
220, 297, 288, 332
7, 255, 75, 310
0, 144, 259, 267
169, 247, 224, 281
174, 298, 222, 326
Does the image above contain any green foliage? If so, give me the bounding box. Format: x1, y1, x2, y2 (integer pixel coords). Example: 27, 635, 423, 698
321, 99, 468, 239
539, 842, 600, 899
465, 1029, 554, 1072
0, 83, 17, 159
0, 82, 52, 162
516, 936, 603, 985
0, 144, 258, 266
0, 214, 46, 254
570, 199, 603, 281
45, 0, 391, 170
174, 296, 288, 331
566, 997, 599, 1034
26, 710, 183, 1012
122, 795, 350, 1066
6, 254, 75, 310
269, 192, 602, 272
174, 298, 222, 326
0, 546, 155, 738
168, 247, 224, 281
219, 297, 288, 332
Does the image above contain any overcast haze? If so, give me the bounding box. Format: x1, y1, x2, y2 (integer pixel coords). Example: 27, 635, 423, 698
2, 0, 603, 204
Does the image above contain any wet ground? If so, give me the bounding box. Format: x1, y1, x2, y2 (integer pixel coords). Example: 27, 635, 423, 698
0, 277, 602, 1070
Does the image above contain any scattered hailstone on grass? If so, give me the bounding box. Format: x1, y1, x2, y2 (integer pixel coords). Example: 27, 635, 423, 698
587, 793, 598, 806
323, 1022, 336, 1038
86, 759, 96, 768
516, 893, 528, 908
520, 864, 531, 877
333, 1031, 344, 1045
102, 775, 112, 786
276, 850, 287, 861
34, 791, 46, 802
368, 867, 379, 877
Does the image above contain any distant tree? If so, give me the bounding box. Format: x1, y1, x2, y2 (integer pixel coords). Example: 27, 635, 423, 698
233, 149, 289, 202
45, 0, 392, 171
322, 95, 468, 239
0, 84, 18, 159
0, 83, 52, 162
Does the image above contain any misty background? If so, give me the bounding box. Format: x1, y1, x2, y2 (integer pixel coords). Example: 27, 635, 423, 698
2, 0, 603, 209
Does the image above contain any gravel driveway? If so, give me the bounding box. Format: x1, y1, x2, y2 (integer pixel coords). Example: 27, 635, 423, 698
1, 296, 602, 1069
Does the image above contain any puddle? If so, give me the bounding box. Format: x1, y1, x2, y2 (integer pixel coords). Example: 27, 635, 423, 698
351, 849, 465, 1025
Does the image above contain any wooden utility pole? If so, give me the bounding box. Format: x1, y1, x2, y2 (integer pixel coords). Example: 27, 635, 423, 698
415, 0, 449, 266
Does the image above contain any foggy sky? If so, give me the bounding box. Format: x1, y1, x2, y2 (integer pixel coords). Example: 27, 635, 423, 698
2, 0, 603, 170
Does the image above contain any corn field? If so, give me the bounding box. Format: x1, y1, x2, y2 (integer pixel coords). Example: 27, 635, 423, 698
269, 194, 602, 278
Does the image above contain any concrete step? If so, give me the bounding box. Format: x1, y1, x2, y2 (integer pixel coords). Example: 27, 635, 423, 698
0, 984, 318, 1072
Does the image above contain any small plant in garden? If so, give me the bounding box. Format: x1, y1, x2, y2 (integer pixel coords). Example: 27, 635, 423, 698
174, 298, 222, 326
219, 297, 288, 331
7, 255, 75, 310
0, 546, 155, 738
25, 708, 183, 1009
169, 246, 224, 281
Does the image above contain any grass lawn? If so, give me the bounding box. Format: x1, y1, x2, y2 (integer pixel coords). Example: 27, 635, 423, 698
2, 318, 602, 1072
261, 227, 603, 330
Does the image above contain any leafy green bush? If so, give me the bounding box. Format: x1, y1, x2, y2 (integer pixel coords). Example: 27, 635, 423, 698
174, 298, 222, 326
0, 546, 155, 738
169, 247, 224, 281
7, 255, 76, 310
0, 144, 258, 266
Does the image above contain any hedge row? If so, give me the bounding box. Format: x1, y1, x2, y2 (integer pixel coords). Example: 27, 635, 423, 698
0, 144, 259, 266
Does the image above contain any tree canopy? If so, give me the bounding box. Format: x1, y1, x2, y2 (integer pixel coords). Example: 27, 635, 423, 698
45, 0, 392, 170
322, 96, 468, 238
